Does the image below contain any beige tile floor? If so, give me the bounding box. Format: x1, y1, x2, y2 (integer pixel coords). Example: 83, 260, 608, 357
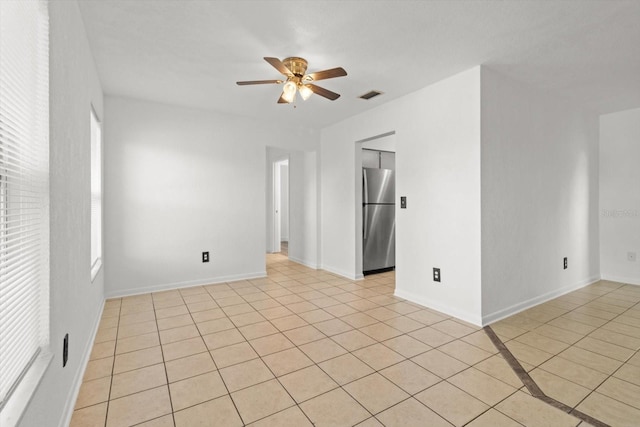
70, 254, 638, 426
491, 280, 640, 426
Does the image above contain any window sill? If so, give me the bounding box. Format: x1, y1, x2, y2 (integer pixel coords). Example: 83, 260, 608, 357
0, 349, 53, 427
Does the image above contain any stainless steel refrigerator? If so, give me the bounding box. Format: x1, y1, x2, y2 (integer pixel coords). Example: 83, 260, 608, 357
363, 167, 395, 273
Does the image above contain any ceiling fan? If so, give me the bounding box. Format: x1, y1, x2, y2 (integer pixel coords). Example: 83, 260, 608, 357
236, 57, 347, 104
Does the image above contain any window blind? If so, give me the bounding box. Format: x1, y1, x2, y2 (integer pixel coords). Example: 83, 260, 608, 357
0, 0, 50, 411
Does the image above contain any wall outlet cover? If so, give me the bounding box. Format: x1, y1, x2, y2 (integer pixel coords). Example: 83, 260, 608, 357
202, 252, 209, 263
563, 257, 568, 269
433, 268, 441, 282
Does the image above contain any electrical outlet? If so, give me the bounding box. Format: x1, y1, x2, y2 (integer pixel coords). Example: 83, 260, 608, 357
563, 257, 568, 269
629, 252, 637, 262
202, 251, 209, 263
433, 268, 441, 282
63, 333, 69, 367
400, 196, 407, 209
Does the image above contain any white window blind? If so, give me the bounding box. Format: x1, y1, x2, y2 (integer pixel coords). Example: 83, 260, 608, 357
90, 109, 102, 280
0, 0, 50, 413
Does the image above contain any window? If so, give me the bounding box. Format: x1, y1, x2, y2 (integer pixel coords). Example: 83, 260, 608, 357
0, 0, 51, 419
90, 109, 102, 280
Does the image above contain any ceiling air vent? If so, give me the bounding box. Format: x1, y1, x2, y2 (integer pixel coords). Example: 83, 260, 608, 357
359, 90, 383, 100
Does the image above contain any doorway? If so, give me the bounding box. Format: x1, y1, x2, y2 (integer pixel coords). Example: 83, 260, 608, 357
355, 132, 397, 277
272, 158, 289, 255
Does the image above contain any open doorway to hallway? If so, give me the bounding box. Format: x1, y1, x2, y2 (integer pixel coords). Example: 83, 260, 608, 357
271, 157, 289, 257
266, 145, 318, 269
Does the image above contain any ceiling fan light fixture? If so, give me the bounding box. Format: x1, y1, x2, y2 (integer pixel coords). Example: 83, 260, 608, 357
299, 84, 313, 101
282, 80, 297, 103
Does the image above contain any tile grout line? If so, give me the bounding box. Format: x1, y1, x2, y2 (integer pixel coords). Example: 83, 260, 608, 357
82, 264, 397, 425
234, 307, 505, 425
80, 264, 638, 426
103, 301, 121, 427
231, 308, 319, 426
153, 291, 179, 427
204, 273, 383, 425
565, 296, 640, 416
483, 325, 610, 427
494, 282, 639, 404
530, 283, 640, 415
161, 277, 460, 424
136, 292, 487, 423
171, 288, 246, 426
229, 282, 386, 425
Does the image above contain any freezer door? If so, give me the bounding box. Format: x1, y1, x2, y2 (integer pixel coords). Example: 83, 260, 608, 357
363, 168, 395, 204
363, 204, 396, 272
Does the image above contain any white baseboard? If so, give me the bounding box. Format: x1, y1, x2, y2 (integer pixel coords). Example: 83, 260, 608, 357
601, 274, 640, 286
320, 264, 359, 281
394, 289, 483, 327
481, 275, 601, 326
287, 255, 318, 270
59, 299, 105, 427
105, 271, 267, 299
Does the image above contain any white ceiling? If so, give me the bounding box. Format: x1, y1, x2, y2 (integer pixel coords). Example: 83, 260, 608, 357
78, 0, 640, 130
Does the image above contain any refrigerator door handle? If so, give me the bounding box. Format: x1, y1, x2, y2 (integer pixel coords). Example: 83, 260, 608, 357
363, 169, 369, 205
363, 168, 369, 240
363, 205, 368, 240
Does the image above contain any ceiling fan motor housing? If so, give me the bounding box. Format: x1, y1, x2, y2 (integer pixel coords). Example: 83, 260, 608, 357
283, 57, 308, 77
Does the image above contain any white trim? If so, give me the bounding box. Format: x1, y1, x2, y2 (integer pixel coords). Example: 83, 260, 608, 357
319, 264, 360, 281
287, 255, 318, 270
601, 274, 640, 286
394, 289, 483, 326
89, 108, 102, 275
58, 299, 105, 427
90, 258, 102, 282
0, 350, 53, 427
481, 275, 601, 326
105, 271, 267, 299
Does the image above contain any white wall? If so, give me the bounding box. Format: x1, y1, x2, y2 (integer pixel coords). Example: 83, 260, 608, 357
480, 68, 600, 323
289, 151, 318, 268
600, 108, 640, 285
18, 2, 105, 426
321, 68, 483, 324
280, 164, 289, 241
104, 97, 318, 297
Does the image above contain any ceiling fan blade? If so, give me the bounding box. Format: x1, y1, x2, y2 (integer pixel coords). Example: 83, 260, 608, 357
264, 57, 292, 76
236, 79, 282, 85
308, 84, 340, 101
305, 67, 347, 82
